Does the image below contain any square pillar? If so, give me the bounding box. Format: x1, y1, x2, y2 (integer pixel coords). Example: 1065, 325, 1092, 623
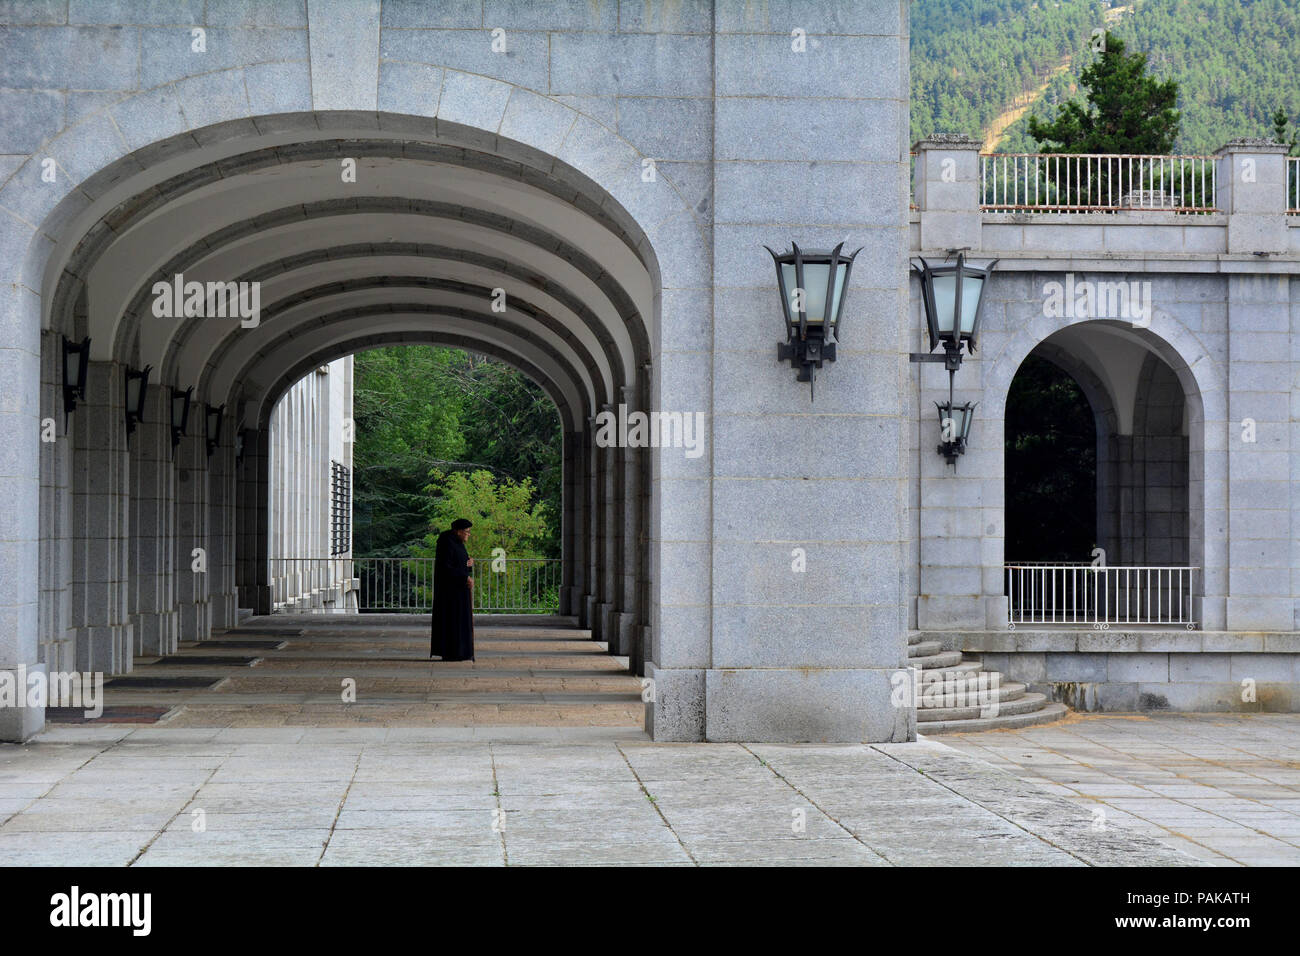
0, 288, 42, 741
913, 133, 984, 253
208, 434, 238, 629
1215, 139, 1289, 255
71, 361, 133, 674
132, 387, 178, 655
700, 2, 914, 742
175, 428, 210, 641
1224, 272, 1294, 629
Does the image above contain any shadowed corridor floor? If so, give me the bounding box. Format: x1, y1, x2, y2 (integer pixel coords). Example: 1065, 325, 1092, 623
97, 615, 645, 729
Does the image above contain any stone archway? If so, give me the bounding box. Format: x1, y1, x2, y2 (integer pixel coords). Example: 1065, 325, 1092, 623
5, 81, 708, 739
988, 314, 1221, 627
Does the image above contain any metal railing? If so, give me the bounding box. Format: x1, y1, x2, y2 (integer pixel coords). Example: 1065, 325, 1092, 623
270, 557, 357, 613
1005, 564, 1198, 629
981, 153, 1218, 213
1289, 157, 1300, 212
270, 556, 561, 614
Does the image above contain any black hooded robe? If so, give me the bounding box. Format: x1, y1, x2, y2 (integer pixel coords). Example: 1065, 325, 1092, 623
430, 529, 474, 661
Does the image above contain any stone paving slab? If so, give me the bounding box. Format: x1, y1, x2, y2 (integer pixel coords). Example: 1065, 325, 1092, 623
0, 725, 1198, 866
941, 712, 1300, 866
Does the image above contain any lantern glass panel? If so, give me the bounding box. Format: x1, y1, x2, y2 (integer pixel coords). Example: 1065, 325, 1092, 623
800, 262, 830, 324
127, 377, 142, 411
931, 272, 957, 336
828, 262, 847, 328
959, 274, 984, 335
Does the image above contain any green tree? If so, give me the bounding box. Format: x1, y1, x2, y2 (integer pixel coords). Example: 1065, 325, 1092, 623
411, 469, 555, 613
1023, 31, 1184, 207
351, 347, 562, 559
1027, 31, 1180, 154
444, 353, 562, 555
352, 347, 468, 557
418, 468, 550, 561
1270, 107, 1299, 156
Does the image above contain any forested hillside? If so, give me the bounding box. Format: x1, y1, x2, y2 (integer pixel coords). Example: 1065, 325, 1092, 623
911, 0, 1300, 153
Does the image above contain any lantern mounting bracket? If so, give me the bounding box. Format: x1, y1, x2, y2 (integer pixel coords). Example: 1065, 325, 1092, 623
908, 343, 963, 372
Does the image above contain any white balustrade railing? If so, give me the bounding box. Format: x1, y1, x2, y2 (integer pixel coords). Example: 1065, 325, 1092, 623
1005, 564, 1198, 629
1289, 157, 1300, 212
981, 153, 1217, 213
270, 556, 561, 614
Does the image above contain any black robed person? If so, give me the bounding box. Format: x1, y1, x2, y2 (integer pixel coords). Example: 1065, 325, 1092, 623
430, 518, 475, 661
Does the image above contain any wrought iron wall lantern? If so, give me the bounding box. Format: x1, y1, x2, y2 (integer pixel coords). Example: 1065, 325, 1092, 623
61, 336, 91, 426
124, 365, 151, 436
934, 400, 977, 465
205, 403, 225, 457
910, 249, 998, 469
767, 242, 860, 399
171, 386, 193, 451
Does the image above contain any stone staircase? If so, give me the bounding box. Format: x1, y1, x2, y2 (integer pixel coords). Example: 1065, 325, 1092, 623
907, 634, 1067, 734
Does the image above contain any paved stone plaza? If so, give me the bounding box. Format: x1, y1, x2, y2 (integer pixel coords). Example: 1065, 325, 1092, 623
2, 724, 1201, 867
5, 616, 1295, 866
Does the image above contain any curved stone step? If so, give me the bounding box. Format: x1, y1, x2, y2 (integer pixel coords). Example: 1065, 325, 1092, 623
918, 678, 1027, 705
918, 661, 983, 678
906, 640, 943, 658
917, 691, 1049, 722
918, 702, 1069, 735
914, 650, 964, 669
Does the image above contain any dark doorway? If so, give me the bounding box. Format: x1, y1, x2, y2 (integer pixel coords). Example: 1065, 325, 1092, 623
1004, 355, 1097, 562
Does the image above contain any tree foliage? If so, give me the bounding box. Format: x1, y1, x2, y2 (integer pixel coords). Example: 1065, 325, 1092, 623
415, 469, 550, 561
351, 346, 561, 559
1027, 31, 1179, 154
910, 0, 1103, 151
1270, 108, 1299, 156
912, 0, 1300, 154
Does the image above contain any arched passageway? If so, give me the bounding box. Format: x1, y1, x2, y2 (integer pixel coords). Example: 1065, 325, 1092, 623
1001, 322, 1200, 625
31, 112, 661, 711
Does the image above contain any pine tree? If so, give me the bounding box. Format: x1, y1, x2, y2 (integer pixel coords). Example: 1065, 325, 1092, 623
1024, 31, 1183, 208
1027, 31, 1181, 154
1270, 108, 1298, 156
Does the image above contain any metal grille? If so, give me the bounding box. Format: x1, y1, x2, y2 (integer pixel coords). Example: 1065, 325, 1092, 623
330, 460, 351, 556
1005, 564, 1199, 629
